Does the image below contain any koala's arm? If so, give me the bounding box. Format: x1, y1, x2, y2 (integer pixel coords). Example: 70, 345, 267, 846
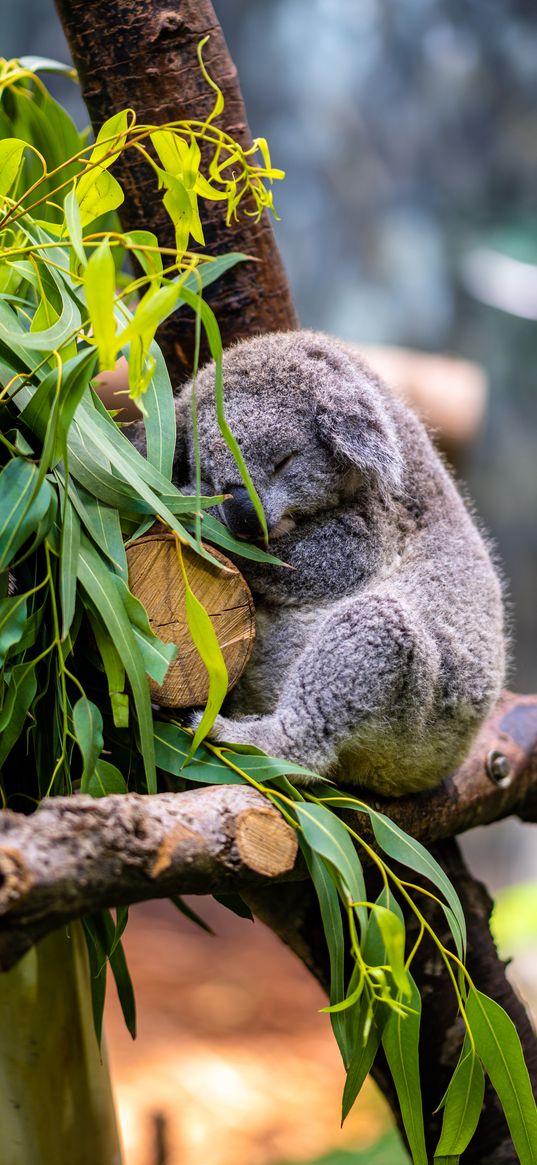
198, 593, 448, 794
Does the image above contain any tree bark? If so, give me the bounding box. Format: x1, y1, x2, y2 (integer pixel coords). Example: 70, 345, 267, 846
53, 0, 299, 380
0, 785, 298, 970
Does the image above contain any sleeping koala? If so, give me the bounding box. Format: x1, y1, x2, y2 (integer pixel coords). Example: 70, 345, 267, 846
146, 330, 506, 795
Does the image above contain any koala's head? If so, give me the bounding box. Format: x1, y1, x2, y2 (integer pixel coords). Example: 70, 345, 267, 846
174, 331, 403, 548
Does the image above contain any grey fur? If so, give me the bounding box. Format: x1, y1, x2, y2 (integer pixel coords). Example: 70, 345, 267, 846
137, 330, 506, 795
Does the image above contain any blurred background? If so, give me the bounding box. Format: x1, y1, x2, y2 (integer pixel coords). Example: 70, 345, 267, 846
2, 2, 537, 1162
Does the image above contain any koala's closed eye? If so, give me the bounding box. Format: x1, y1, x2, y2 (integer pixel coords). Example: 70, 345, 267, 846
273, 450, 300, 474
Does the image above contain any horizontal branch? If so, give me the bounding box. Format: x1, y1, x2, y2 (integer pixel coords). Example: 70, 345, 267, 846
0, 785, 298, 970
0, 690, 535, 970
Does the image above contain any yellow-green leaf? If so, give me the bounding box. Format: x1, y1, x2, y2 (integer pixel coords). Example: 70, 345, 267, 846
76, 166, 124, 227
176, 539, 228, 758
84, 239, 117, 369
0, 138, 26, 197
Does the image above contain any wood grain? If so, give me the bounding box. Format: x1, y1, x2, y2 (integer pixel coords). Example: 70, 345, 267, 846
126, 533, 255, 706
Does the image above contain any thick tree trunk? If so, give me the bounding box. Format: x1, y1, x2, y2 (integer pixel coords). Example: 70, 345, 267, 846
54, 0, 298, 380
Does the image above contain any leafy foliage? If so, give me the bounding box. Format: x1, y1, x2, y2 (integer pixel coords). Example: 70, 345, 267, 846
0, 55, 536, 1165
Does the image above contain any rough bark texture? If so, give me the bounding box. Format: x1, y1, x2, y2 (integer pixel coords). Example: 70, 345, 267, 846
53, 0, 298, 380
0, 786, 298, 970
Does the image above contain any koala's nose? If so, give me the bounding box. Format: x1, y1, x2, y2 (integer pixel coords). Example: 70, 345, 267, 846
222, 485, 264, 541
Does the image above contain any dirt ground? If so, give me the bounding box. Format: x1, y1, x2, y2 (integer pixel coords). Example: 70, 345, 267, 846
105, 898, 394, 1165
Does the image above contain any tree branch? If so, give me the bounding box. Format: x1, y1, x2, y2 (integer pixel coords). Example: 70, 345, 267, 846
0, 784, 298, 970
1, 689, 536, 972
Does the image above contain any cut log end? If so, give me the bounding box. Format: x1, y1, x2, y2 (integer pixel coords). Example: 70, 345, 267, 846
234, 807, 298, 878
126, 533, 256, 707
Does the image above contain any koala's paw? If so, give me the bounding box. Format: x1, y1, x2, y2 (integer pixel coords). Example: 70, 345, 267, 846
182, 709, 222, 740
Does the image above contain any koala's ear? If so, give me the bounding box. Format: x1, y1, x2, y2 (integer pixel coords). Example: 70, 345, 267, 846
315, 382, 403, 498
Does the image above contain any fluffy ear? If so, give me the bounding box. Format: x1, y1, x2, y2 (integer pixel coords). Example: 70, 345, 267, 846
315, 378, 403, 498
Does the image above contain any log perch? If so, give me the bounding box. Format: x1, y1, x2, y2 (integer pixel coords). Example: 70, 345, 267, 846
126, 533, 255, 705
0, 785, 298, 970
1, 690, 536, 971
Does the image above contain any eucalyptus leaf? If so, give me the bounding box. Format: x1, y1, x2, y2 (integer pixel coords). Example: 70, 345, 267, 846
59, 498, 80, 638
381, 974, 428, 1165
73, 696, 104, 791
294, 802, 368, 936
466, 988, 537, 1165
87, 760, 128, 798
0, 592, 28, 665
77, 533, 157, 793
300, 838, 351, 1068
0, 460, 54, 570
433, 1037, 485, 1161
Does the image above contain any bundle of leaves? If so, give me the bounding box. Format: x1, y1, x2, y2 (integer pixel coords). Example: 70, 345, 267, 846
0, 56, 535, 1165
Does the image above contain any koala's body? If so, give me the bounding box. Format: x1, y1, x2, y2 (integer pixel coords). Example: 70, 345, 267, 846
151, 331, 506, 795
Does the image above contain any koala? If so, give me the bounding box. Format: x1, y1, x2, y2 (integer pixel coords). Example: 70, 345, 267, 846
137, 330, 506, 796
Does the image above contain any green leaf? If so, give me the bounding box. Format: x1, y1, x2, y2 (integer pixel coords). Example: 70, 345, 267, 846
215, 745, 322, 784
18, 56, 77, 76
87, 760, 128, 798
466, 988, 537, 1164
193, 513, 284, 566
0, 459, 54, 570
0, 137, 26, 197
88, 110, 129, 170
74, 486, 128, 579
294, 802, 367, 935
63, 187, 86, 268
141, 341, 176, 480
374, 907, 411, 999
59, 498, 80, 638
323, 794, 466, 961
341, 994, 382, 1122
119, 282, 180, 349
82, 916, 108, 1047
177, 541, 228, 756
83, 239, 117, 367
300, 839, 351, 1068
109, 937, 136, 1039
73, 696, 104, 791
170, 895, 215, 933
381, 974, 428, 1165
74, 399, 226, 570
0, 659, 38, 766
433, 1038, 485, 1161
86, 608, 128, 728
179, 286, 268, 543
76, 166, 124, 227
19, 348, 96, 468
77, 534, 157, 793
0, 592, 28, 665
213, 893, 254, 922
154, 722, 246, 785
83, 909, 136, 1041
112, 574, 177, 684
369, 811, 466, 959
